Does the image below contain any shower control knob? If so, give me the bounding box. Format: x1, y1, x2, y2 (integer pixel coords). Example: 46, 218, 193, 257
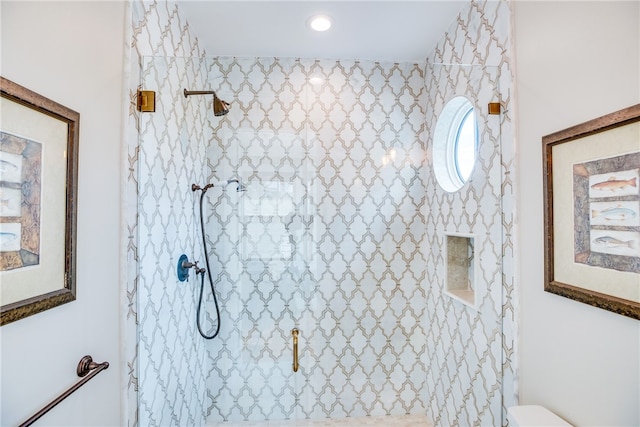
182, 260, 198, 269
177, 254, 198, 282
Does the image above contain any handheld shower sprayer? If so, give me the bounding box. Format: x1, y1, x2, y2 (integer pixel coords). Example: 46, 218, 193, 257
183, 89, 230, 116
192, 179, 245, 193
190, 179, 245, 339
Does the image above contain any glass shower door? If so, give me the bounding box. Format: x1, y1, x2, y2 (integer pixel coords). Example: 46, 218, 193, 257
204, 123, 316, 424
136, 55, 510, 426
137, 55, 313, 426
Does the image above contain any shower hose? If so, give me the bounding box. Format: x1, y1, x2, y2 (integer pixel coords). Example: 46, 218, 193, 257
195, 187, 221, 339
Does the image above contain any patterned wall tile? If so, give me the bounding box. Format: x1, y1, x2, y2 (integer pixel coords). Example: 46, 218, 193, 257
136, 54, 212, 427
423, 2, 515, 426
200, 57, 429, 424
127, 1, 211, 426
125, 1, 516, 426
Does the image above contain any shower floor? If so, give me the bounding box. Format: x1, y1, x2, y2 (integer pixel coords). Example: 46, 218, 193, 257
207, 414, 432, 427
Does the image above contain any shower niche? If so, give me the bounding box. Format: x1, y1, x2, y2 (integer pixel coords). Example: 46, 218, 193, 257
444, 232, 477, 308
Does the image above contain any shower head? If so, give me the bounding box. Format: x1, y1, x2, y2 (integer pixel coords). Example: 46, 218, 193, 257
184, 89, 230, 116
226, 179, 246, 192
213, 94, 230, 117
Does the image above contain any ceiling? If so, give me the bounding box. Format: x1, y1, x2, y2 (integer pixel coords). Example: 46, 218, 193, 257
177, 1, 469, 63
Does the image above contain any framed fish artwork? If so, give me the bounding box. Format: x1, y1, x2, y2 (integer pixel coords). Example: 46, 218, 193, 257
543, 103, 640, 320
0, 77, 79, 325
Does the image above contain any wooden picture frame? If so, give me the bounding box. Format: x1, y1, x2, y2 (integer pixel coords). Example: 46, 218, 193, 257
543, 104, 640, 320
0, 77, 79, 325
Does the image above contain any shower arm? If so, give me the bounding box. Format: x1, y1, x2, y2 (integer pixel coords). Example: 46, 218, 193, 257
184, 89, 217, 97
183, 88, 230, 116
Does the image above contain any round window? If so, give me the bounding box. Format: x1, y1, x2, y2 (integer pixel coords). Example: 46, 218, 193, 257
433, 96, 478, 192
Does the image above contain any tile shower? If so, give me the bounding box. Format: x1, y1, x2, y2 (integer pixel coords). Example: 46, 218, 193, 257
127, 1, 515, 426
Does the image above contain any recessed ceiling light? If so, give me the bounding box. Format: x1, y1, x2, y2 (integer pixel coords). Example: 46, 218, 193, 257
308, 15, 333, 32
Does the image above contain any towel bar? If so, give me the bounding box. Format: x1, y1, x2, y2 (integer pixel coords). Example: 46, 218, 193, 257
19, 355, 109, 427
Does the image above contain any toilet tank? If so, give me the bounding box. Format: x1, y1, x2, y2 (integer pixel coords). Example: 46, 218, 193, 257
508, 405, 573, 427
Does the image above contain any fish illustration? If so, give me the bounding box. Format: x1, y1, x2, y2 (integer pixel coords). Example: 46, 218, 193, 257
592, 236, 635, 248
0, 231, 18, 243
0, 159, 18, 174
590, 176, 637, 192
591, 206, 637, 221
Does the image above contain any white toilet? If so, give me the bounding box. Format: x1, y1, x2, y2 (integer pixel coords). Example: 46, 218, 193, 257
508, 405, 573, 427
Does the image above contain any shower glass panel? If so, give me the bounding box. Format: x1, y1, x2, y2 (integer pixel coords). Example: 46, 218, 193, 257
137, 56, 212, 427
424, 63, 505, 427
204, 128, 316, 423
137, 55, 314, 426
203, 58, 317, 424
136, 56, 507, 427
202, 57, 438, 423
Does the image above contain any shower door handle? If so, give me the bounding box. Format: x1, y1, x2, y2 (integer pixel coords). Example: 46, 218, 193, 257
291, 328, 299, 373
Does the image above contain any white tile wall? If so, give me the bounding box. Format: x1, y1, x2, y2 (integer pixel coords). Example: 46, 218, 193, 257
126, 1, 516, 426
202, 57, 429, 423
423, 2, 516, 426
127, 2, 211, 426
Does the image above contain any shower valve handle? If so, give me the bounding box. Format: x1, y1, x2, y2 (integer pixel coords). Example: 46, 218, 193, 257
177, 254, 202, 282
182, 259, 199, 269
183, 260, 206, 275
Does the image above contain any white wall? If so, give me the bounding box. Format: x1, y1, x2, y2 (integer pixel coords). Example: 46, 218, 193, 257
514, 2, 640, 426
0, 2, 125, 426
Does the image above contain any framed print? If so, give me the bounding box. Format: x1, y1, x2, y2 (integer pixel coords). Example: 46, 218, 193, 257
543, 104, 640, 320
0, 77, 79, 325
